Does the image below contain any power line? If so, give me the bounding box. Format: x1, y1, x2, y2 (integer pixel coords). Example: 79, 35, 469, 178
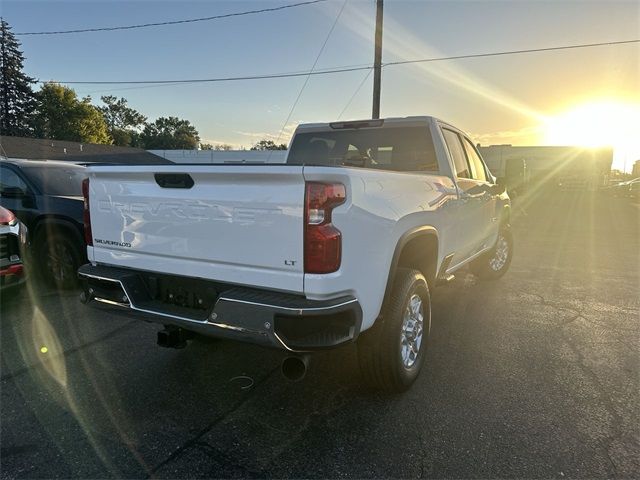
15, 0, 328, 36
270, 0, 349, 150
45, 38, 639, 85
73, 63, 374, 95
337, 68, 372, 120
383, 39, 640, 67
45, 64, 373, 85
48, 62, 375, 85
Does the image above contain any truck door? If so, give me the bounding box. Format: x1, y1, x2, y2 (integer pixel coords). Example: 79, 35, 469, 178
441, 128, 488, 266
461, 136, 498, 249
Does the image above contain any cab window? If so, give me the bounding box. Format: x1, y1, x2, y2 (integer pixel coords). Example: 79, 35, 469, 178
442, 129, 470, 178
288, 127, 439, 173
0, 166, 28, 195
462, 138, 488, 182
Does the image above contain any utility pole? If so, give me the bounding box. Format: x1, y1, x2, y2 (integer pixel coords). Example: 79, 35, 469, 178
372, 0, 383, 119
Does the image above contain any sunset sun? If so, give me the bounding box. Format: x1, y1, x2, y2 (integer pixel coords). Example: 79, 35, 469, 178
543, 100, 640, 171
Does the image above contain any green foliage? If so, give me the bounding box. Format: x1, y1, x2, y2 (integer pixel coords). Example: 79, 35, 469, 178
0, 19, 37, 137
98, 95, 146, 146
33, 83, 111, 144
250, 139, 287, 151
200, 143, 233, 151
110, 128, 133, 147
214, 143, 233, 151
141, 116, 200, 149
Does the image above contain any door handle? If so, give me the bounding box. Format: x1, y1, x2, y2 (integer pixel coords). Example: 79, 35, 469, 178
459, 191, 483, 200
154, 173, 194, 189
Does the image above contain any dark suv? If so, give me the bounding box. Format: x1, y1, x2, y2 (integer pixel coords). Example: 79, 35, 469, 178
0, 159, 86, 289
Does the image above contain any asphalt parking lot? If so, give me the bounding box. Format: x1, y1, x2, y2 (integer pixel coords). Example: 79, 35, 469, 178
1, 190, 638, 479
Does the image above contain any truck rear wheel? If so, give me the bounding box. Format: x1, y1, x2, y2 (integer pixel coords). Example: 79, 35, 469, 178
358, 268, 431, 392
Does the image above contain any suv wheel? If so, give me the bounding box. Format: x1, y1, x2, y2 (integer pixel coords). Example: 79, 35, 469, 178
37, 234, 81, 290
358, 268, 431, 392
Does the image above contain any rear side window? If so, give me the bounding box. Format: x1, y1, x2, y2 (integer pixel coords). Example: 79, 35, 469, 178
0, 167, 28, 194
442, 129, 469, 178
22, 166, 85, 196
287, 127, 439, 173
462, 138, 487, 182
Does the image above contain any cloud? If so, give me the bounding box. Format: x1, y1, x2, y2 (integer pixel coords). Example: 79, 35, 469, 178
200, 138, 243, 149
236, 121, 300, 145
471, 125, 543, 146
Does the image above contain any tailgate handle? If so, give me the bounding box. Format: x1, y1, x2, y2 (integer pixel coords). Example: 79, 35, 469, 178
154, 173, 194, 189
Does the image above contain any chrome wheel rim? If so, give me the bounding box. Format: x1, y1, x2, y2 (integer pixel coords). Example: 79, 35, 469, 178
401, 294, 424, 368
489, 235, 509, 271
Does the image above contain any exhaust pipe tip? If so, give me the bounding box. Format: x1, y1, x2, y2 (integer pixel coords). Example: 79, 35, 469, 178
281, 355, 309, 382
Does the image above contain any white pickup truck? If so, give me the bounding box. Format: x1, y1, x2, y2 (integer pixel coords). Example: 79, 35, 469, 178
78, 117, 512, 391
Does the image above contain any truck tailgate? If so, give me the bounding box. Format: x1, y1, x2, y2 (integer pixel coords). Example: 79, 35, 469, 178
87, 165, 306, 293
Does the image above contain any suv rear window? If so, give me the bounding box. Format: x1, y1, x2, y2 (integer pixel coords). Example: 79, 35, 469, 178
287, 127, 439, 173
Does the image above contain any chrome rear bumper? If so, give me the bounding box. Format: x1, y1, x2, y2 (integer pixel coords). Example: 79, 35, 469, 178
78, 264, 362, 352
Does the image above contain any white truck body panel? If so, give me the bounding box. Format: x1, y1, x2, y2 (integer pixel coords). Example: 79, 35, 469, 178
302, 166, 458, 329
88, 165, 306, 293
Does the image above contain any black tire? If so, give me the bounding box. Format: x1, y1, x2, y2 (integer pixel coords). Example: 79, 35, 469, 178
37, 233, 81, 290
470, 227, 514, 280
358, 268, 431, 392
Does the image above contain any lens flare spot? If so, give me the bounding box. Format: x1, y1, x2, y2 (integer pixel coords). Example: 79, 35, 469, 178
40, 346, 48, 354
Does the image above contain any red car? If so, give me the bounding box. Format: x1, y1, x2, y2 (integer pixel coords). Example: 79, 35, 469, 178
0, 206, 28, 290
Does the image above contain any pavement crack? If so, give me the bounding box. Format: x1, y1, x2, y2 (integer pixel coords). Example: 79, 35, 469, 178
528, 292, 588, 327
559, 329, 626, 439
145, 365, 280, 479
603, 441, 620, 478
526, 292, 637, 332
193, 441, 268, 478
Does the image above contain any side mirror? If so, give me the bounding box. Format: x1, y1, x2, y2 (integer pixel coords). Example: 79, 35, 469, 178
491, 181, 506, 195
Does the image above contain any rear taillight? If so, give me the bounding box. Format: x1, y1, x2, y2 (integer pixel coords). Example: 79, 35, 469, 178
0, 206, 17, 226
82, 178, 93, 246
304, 182, 346, 274
0, 264, 23, 277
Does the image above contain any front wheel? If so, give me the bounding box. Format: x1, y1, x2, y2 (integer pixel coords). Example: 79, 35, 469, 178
470, 227, 514, 280
358, 268, 431, 392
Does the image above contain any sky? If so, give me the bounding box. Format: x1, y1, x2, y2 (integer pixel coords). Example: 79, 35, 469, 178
2, 0, 639, 170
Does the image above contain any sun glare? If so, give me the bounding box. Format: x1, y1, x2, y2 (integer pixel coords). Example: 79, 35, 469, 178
543, 101, 640, 171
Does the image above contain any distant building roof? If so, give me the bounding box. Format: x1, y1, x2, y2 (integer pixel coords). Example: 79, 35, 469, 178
0, 136, 172, 164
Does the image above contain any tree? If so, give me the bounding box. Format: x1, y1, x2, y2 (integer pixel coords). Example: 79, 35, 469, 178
98, 95, 146, 146
0, 19, 37, 137
200, 143, 233, 150
33, 83, 111, 144
250, 139, 287, 151
215, 144, 233, 151
140, 116, 200, 149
